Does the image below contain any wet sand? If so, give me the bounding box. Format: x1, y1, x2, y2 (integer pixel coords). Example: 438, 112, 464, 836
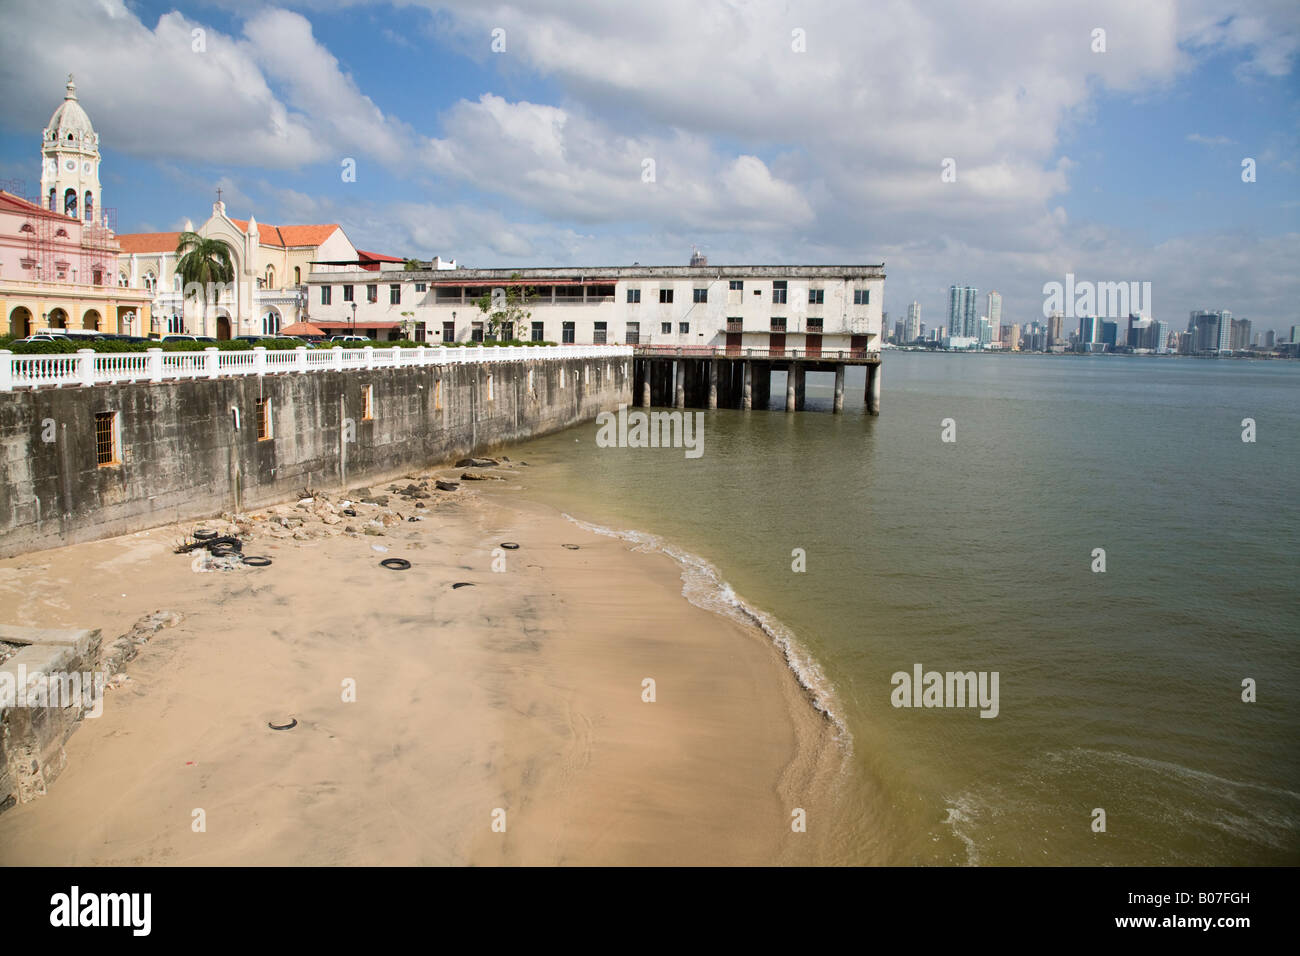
0, 465, 842, 865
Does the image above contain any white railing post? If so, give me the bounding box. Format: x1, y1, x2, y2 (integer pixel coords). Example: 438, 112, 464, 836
365, 345, 375, 369
204, 346, 220, 380
332, 346, 344, 371
77, 348, 95, 387
147, 347, 163, 383
391, 345, 402, 368
253, 346, 267, 377
295, 346, 308, 373
0, 350, 12, 392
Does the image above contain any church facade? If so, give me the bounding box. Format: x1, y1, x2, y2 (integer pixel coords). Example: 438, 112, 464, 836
117, 205, 360, 338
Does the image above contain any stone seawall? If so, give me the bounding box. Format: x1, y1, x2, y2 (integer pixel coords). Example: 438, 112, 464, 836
0, 355, 631, 557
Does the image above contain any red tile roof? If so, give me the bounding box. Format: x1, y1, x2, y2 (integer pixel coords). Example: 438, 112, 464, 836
357, 249, 404, 262
115, 231, 182, 254
228, 219, 341, 248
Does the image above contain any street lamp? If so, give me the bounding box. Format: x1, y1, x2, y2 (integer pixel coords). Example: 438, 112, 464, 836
350, 301, 357, 336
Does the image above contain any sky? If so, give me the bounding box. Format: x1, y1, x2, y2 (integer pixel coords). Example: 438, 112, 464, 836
0, 0, 1297, 337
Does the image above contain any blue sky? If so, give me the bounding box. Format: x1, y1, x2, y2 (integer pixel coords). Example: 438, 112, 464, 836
1, 0, 1297, 335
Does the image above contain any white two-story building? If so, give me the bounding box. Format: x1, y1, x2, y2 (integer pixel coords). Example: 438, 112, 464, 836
305, 263, 885, 355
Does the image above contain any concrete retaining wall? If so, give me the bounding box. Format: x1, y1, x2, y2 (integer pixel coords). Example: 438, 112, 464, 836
0, 355, 631, 557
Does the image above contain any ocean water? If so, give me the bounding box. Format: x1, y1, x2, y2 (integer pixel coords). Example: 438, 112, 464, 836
492, 352, 1300, 865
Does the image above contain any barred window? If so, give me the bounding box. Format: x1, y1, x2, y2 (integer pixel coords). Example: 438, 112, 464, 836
94, 411, 119, 466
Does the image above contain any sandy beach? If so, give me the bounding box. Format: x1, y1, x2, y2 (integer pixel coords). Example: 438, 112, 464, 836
0, 459, 842, 866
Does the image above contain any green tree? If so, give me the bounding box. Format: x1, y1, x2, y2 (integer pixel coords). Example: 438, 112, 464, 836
475, 273, 537, 341
403, 258, 423, 271
174, 232, 235, 337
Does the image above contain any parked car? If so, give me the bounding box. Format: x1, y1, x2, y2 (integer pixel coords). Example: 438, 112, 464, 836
160, 334, 198, 341
327, 335, 371, 343
14, 333, 68, 343
34, 327, 102, 340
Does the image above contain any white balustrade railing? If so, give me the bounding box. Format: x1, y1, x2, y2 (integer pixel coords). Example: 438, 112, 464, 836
0, 344, 633, 391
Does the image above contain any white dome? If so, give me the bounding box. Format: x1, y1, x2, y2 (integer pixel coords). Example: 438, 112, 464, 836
46, 75, 95, 140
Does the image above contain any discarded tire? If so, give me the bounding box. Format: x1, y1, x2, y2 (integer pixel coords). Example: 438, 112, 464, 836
500, 542, 520, 550
451, 582, 474, 589
241, 555, 272, 567
193, 529, 217, 540
381, 558, 412, 571
268, 718, 298, 731
562, 544, 580, 550
208, 537, 243, 556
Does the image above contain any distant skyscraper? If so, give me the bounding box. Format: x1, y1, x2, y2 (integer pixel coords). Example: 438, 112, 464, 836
948, 285, 978, 338
1291, 324, 1300, 344
1002, 323, 1020, 351
986, 291, 1001, 334
1047, 311, 1064, 349
978, 317, 992, 346
1101, 320, 1118, 349
1079, 315, 1098, 347
1265, 330, 1276, 348
1189, 310, 1234, 352
1229, 318, 1251, 350
905, 301, 921, 343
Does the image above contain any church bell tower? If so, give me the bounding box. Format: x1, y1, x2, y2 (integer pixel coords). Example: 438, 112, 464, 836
40, 74, 102, 223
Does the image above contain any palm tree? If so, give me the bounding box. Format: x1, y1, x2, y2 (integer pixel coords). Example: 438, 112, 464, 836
174, 232, 235, 337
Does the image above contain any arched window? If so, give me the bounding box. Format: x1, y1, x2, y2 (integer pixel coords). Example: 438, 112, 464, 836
262, 310, 280, 336
144, 272, 156, 292
294, 266, 301, 285
48, 188, 55, 210
168, 313, 183, 334
173, 275, 182, 292
119, 272, 129, 287
55, 228, 68, 237
265, 266, 276, 289
63, 188, 77, 217
84, 191, 93, 222
19, 222, 33, 233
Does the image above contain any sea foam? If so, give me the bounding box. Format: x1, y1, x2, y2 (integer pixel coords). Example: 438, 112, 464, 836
561, 512, 853, 752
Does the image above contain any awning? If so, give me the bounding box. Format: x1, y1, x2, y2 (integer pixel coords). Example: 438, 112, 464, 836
312, 320, 403, 329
